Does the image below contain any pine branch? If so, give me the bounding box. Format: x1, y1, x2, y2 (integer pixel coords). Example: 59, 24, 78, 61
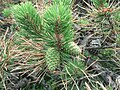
54, 18, 62, 50
44, 1, 74, 48
11, 1, 82, 72
12, 2, 42, 38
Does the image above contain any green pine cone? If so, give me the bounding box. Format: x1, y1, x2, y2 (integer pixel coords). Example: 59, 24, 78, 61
62, 42, 81, 56
45, 48, 60, 71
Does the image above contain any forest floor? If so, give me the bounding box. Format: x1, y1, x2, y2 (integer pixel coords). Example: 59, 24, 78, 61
0, 0, 120, 90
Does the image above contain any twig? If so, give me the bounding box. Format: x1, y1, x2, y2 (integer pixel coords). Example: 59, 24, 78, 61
54, 18, 62, 50
85, 82, 92, 90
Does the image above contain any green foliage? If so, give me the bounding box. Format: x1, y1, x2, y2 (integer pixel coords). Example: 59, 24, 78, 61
113, 9, 120, 45
1, 0, 119, 89
108, 86, 113, 90
91, 0, 108, 9
11, 0, 82, 72
79, 19, 90, 24
101, 49, 114, 58
2, 8, 11, 17
12, 2, 42, 38
44, 1, 74, 47
45, 48, 60, 71
53, 0, 73, 6
114, 11, 120, 22
113, 9, 120, 25
117, 34, 120, 45
65, 59, 85, 76
43, 1, 78, 70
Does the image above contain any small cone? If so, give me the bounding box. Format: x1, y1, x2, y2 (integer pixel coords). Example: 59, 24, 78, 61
62, 42, 81, 56
45, 47, 60, 71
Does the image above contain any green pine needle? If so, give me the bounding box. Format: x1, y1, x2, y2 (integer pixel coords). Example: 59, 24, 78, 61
2, 8, 11, 17
53, 0, 73, 6
91, 0, 108, 8
12, 2, 42, 38
44, 1, 74, 47
65, 59, 85, 76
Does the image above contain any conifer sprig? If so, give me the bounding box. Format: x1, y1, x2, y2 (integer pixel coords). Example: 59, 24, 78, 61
44, 1, 74, 49
11, 1, 82, 71
12, 2, 42, 38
